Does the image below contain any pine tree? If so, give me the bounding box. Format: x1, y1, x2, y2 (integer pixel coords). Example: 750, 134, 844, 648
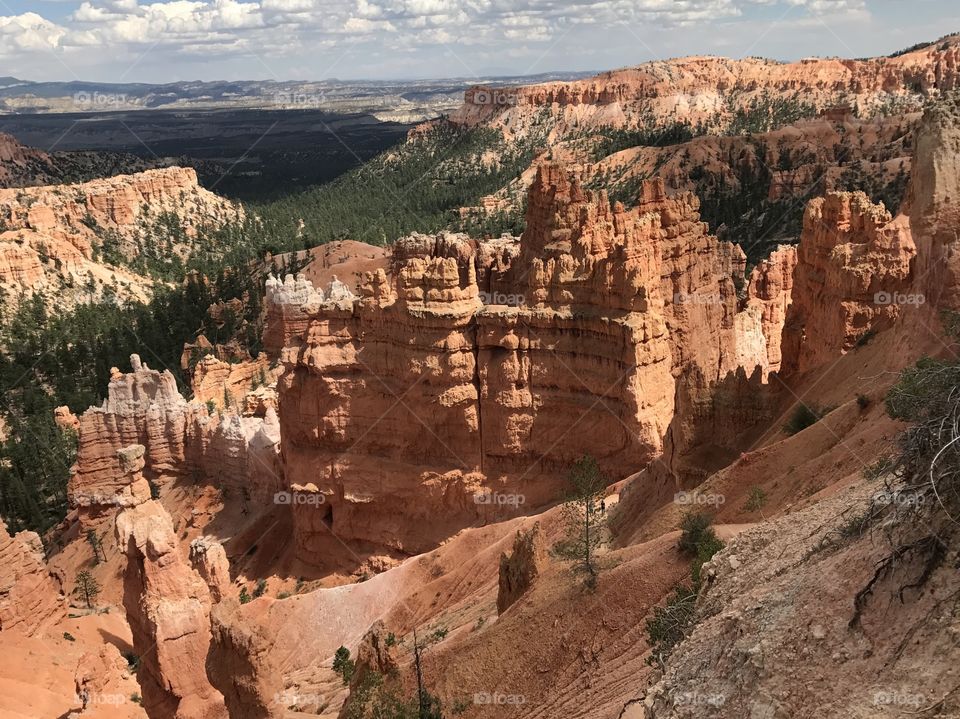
74, 570, 101, 608
557, 455, 609, 588
86, 529, 106, 564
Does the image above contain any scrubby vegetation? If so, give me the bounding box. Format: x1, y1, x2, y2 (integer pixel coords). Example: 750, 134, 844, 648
726, 92, 817, 135
0, 266, 272, 532
646, 511, 724, 668
589, 121, 704, 162
783, 403, 825, 435
333, 646, 355, 685
341, 629, 448, 719
835, 160, 910, 214
822, 315, 960, 627
250, 123, 548, 249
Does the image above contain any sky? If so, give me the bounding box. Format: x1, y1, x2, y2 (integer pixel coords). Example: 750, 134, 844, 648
0, 0, 957, 83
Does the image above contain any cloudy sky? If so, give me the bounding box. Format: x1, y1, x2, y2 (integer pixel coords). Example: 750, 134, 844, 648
0, 0, 956, 83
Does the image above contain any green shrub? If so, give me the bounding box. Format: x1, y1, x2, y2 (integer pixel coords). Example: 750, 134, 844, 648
743, 486, 768, 513
332, 646, 355, 685
783, 404, 823, 435
678, 511, 716, 555
646, 585, 697, 664
649, 513, 725, 667
253, 578, 267, 598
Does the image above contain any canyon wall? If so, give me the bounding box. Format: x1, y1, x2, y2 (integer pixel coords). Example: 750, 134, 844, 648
0, 524, 65, 635
781, 192, 916, 375
451, 39, 960, 130
0, 166, 240, 304
69, 354, 282, 528
908, 91, 960, 309
272, 167, 788, 558
116, 500, 227, 719
0, 132, 58, 188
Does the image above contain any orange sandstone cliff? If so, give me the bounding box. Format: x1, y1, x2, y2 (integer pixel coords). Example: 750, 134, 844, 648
0, 166, 240, 305
270, 169, 790, 559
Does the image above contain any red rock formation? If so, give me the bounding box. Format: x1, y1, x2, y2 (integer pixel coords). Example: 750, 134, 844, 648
54, 404, 81, 432
189, 538, 232, 604
70, 355, 204, 525
0, 524, 65, 635
736, 245, 798, 376
908, 92, 960, 310
271, 166, 785, 560
73, 644, 137, 715
189, 354, 277, 414
339, 620, 400, 713
497, 523, 547, 614
0, 166, 240, 305
451, 40, 960, 130
781, 192, 916, 375
208, 599, 283, 719
69, 354, 284, 524
197, 408, 283, 505
0, 132, 58, 188
116, 500, 227, 719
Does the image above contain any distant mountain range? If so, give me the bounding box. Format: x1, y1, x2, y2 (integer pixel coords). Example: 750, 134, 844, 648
0, 73, 594, 122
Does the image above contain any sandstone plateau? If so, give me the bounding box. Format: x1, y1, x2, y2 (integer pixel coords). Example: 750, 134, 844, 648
452, 39, 960, 132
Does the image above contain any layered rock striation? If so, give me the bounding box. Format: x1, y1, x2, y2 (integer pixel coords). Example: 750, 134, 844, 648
69, 354, 283, 526
0, 523, 65, 635
781, 192, 916, 375
451, 39, 960, 131
116, 500, 227, 719
271, 166, 788, 558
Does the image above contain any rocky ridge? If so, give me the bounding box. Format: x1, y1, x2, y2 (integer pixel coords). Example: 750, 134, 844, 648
452, 39, 960, 132
0, 165, 240, 306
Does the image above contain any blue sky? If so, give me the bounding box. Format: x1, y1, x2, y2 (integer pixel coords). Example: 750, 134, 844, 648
0, 0, 956, 83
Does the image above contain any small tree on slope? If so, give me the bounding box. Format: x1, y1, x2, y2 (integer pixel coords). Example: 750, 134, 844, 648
556, 454, 609, 588
74, 570, 101, 609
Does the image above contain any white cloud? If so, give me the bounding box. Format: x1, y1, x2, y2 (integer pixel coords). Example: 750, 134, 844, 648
0, 13, 67, 55
0, 0, 889, 80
